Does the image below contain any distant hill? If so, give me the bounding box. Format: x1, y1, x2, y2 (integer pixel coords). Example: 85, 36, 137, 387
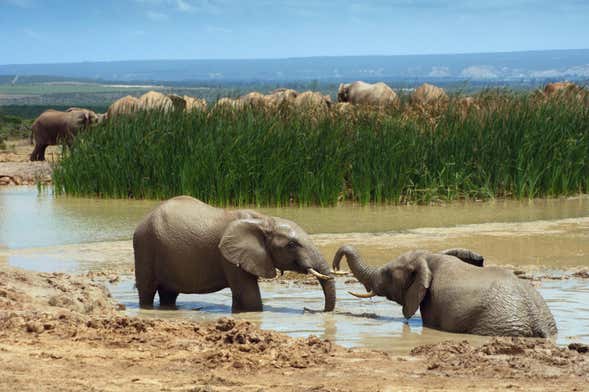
1, 49, 589, 84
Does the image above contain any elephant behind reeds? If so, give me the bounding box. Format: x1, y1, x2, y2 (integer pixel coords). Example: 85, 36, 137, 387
108, 95, 143, 118
337, 81, 399, 109
139, 91, 174, 112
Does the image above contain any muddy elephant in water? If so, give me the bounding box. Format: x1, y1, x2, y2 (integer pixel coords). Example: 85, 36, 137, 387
337, 81, 399, 109
30, 108, 104, 161
133, 196, 335, 312
410, 83, 448, 106
333, 245, 557, 337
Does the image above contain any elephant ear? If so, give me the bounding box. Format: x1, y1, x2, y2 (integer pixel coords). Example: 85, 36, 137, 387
219, 219, 277, 279
402, 256, 432, 319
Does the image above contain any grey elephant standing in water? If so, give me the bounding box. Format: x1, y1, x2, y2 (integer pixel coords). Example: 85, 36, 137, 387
333, 245, 557, 337
133, 196, 335, 312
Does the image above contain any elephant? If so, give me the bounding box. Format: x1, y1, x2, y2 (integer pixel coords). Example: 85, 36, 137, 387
543, 81, 578, 97
214, 97, 244, 110
337, 81, 399, 109
456, 96, 479, 118
542, 81, 586, 103
30, 108, 103, 161
107, 95, 143, 118
294, 91, 332, 111
167, 94, 187, 111
238, 91, 267, 107
184, 95, 208, 112
264, 88, 298, 107
139, 91, 174, 112
332, 245, 557, 337
133, 196, 335, 312
410, 83, 448, 106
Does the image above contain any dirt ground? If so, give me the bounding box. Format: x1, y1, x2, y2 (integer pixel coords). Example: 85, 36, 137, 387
0, 138, 54, 185
0, 265, 587, 391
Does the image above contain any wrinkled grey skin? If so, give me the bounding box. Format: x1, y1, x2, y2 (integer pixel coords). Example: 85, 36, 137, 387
134, 196, 335, 312
333, 245, 557, 337
30, 108, 104, 161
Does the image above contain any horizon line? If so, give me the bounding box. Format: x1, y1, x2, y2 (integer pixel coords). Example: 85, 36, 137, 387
2, 47, 588, 68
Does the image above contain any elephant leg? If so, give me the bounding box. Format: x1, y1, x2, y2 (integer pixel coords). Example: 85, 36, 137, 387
37, 144, 48, 161
137, 285, 156, 308
157, 287, 179, 307
223, 262, 263, 312
30, 144, 46, 161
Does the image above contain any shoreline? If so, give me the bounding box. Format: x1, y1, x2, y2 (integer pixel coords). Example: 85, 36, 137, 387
1, 263, 587, 391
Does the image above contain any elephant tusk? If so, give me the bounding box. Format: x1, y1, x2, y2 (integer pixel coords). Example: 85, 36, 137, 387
330, 270, 350, 276
307, 268, 333, 281
348, 290, 376, 298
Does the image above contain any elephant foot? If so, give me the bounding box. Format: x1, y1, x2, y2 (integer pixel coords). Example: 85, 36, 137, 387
138, 286, 156, 307
158, 287, 179, 307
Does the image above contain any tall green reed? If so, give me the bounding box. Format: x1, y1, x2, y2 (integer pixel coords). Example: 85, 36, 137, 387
53, 93, 589, 206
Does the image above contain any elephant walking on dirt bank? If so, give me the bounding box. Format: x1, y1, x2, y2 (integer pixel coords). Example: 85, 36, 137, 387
133, 196, 335, 312
333, 245, 557, 337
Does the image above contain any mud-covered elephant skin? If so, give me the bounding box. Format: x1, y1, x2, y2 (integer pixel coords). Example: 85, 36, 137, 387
333, 245, 557, 337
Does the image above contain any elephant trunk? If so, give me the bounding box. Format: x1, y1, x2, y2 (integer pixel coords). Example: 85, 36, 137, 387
332, 245, 378, 292
308, 248, 336, 312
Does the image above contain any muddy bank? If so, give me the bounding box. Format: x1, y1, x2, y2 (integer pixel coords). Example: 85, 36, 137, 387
0, 139, 54, 185
0, 265, 587, 391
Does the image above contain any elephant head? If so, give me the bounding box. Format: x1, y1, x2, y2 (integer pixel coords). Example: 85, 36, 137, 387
337, 83, 350, 102
219, 217, 335, 311
332, 245, 484, 318
167, 94, 187, 111
66, 107, 106, 126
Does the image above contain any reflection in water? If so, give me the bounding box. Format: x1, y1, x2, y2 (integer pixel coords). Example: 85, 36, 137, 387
2, 186, 589, 352
110, 277, 588, 354
2, 186, 589, 250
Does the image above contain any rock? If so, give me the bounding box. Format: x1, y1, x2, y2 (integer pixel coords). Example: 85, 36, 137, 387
568, 343, 588, 354
25, 321, 44, 334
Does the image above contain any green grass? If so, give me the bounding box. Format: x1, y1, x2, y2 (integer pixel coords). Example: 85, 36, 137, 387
53, 92, 589, 205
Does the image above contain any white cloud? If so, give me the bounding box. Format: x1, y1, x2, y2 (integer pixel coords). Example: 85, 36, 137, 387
133, 0, 223, 15
2, 0, 35, 8
460, 65, 498, 79
176, 0, 193, 12
429, 66, 450, 77
146, 10, 169, 21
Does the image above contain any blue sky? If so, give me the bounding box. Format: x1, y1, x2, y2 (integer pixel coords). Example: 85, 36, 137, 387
1, 0, 588, 64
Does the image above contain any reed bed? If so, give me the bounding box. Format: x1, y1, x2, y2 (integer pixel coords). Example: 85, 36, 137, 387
53, 92, 589, 206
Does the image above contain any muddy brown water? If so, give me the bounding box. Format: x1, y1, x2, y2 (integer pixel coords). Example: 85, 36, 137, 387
1, 186, 588, 353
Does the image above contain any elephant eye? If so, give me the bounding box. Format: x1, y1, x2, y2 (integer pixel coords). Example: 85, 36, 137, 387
286, 240, 299, 249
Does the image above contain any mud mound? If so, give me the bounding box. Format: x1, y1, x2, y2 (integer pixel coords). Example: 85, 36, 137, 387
411, 338, 589, 379
0, 267, 116, 315
0, 266, 335, 372
0, 162, 52, 185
